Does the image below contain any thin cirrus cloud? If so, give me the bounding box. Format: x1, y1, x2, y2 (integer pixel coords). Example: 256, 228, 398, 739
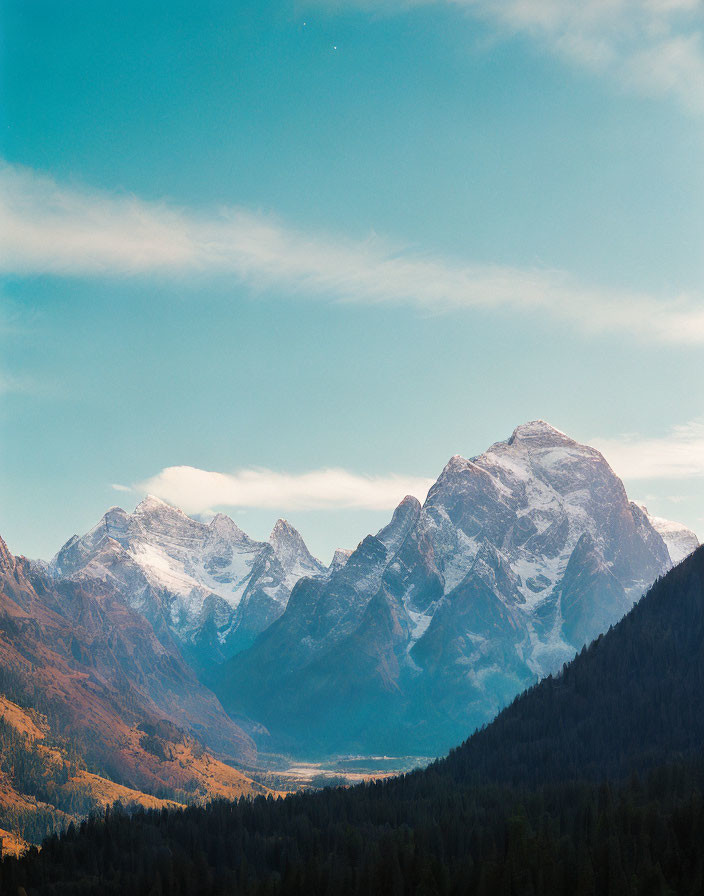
592, 418, 704, 480
126, 465, 436, 515
0, 373, 26, 396
3, 160, 704, 344
320, 0, 704, 116
0, 370, 55, 397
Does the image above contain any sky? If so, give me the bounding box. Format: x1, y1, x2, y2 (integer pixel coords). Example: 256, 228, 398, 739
1, 0, 704, 563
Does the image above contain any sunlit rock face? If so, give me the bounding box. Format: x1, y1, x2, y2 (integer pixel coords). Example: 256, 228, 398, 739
217, 421, 691, 758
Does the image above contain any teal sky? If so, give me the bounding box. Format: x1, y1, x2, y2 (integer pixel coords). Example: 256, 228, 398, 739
2, 0, 704, 562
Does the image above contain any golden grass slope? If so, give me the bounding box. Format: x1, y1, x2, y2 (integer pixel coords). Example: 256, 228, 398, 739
0, 695, 275, 856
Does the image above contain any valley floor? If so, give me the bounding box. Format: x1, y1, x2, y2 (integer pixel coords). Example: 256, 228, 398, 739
249, 753, 430, 792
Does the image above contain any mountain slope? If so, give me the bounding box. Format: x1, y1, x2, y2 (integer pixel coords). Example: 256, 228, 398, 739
10, 543, 704, 895
444, 542, 704, 785
0, 694, 181, 850
0, 535, 264, 815
217, 421, 692, 756
48, 498, 326, 668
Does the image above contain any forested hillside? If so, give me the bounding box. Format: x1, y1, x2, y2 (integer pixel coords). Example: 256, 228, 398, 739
0, 694, 179, 849
4, 547, 704, 894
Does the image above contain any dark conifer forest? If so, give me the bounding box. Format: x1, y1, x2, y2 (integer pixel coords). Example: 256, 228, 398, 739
3, 547, 704, 896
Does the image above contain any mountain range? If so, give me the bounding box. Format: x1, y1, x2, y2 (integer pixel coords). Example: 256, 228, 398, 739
1, 417, 701, 856
45, 498, 327, 670
215, 421, 698, 755
23, 421, 701, 765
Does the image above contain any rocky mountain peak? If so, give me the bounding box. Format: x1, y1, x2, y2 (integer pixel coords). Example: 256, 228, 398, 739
103, 505, 126, 516
99, 506, 130, 540
376, 495, 421, 555
269, 519, 324, 575
133, 494, 184, 517
209, 512, 248, 541
508, 419, 568, 442
0, 535, 15, 575
270, 518, 305, 551
439, 454, 474, 476
329, 548, 352, 574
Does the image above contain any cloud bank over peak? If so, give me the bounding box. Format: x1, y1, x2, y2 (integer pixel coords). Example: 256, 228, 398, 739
127, 465, 435, 515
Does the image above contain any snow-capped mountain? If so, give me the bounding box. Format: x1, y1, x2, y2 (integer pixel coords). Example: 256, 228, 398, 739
48, 495, 327, 667
636, 504, 699, 565
217, 421, 698, 757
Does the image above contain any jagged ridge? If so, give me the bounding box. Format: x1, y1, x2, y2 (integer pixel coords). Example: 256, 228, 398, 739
47, 497, 328, 667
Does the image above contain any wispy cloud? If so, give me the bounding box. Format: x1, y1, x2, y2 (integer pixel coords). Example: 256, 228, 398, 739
132, 465, 434, 514
0, 370, 56, 397
319, 0, 704, 115
592, 418, 704, 480
3, 160, 704, 343
0, 373, 26, 395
